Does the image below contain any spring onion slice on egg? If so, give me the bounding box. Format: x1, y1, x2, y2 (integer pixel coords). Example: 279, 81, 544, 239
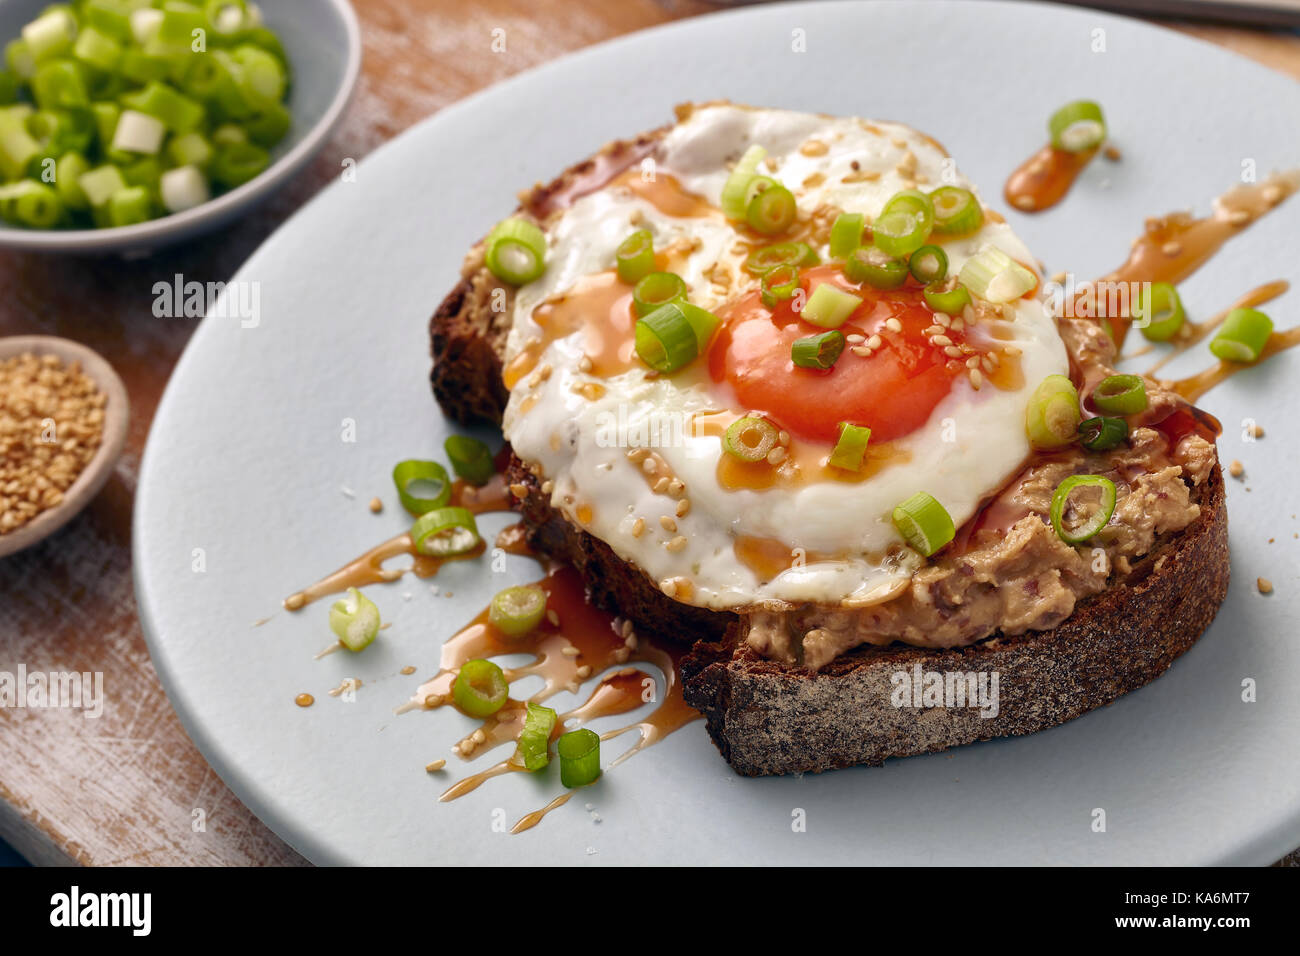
791, 330, 844, 370
1209, 308, 1273, 363
719, 144, 767, 219
892, 491, 955, 557
724, 416, 779, 463
744, 241, 817, 275
634, 302, 698, 373
908, 245, 948, 284
829, 212, 865, 258
1050, 474, 1117, 544
923, 281, 971, 315
746, 181, 797, 235
929, 186, 983, 235
844, 246, 907, 289
958, 246, 1036, 303
828, 423, 871, 471
800, 284, 862, 328
632, 271, 687, 317
616, 228, 655, 284
760, 263, 801, 308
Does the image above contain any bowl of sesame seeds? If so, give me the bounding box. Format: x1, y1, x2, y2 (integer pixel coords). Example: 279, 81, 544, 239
0, 336, 128, 559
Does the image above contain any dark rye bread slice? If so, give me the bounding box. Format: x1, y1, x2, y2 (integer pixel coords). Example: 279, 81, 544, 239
679, 463, 1229, 776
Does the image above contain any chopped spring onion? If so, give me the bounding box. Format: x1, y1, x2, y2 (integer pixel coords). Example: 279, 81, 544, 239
0, 118, 40, 180
85, 1, 134, 43
829, 211, 865, 259
872, 209, 929, 258
244, 99, 291, 148
107, 185, 152, 226
444, 435, 495, 486
1050, 474, 1117, 544
74, 26, 125, 74
130, 9, 165, 47
167, 130, 213, 169
21, 10, 76, 63
791, 330, 844, 370
1048, 100, 1107, 153
923, 281, 971, 315
800, 283, 862, 329
54, 152, 90, 211
516, 702, 556, 771
632, 271, 686, 317
929, 186, 983, 235
881, 189, 934, 235
31, 60, 89, 111
159, 164, 210, 213
209, 141, 269, 187
616, 228, 655, 284
744, 240, 817, 275
746, 181, 797, 235
0, 180, 62, 228
329, 587, 381, 652
1209, 307, 1273, 363
1134, 282, 1185, 342
78, 164, 127, 208
1026, 374, 1082, 448
1077, 416, 1129, 452
892, 491, 955, 557
485, 217, 547, 286
453, 659, 509, 718
908, 245, 948, 284
635, 302, 699, 373
724, 416, 779, 463
828, 422, 871, 471
760, 263, 800, 308
392, 459, 451, 514
844, 246, 907, 289
489, 585, 547, 637
1091, 374, 1148, 415
111, 109, 166, 154
557, 728, 601, 788
958, 246, 1036, 303
720, 144, 767, 220
122, 81, 205, 133
412, 506, 481, 557
679, 301, 721, 351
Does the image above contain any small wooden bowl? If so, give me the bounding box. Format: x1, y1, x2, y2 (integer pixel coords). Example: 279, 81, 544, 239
0, 336, 129, 559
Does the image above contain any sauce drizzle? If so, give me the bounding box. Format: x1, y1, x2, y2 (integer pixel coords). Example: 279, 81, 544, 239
1004, 144, 1099, 213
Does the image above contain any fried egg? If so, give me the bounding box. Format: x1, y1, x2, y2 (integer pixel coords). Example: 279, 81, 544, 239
501, 103, 1068, 610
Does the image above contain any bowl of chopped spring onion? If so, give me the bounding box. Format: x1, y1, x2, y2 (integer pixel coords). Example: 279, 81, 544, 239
0, 0, 360, 254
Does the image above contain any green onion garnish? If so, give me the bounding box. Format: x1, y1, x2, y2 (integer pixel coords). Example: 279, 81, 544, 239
329, 587, 381, 653
1050, 474, 1117, 544
557, 728, 601, 788
453, 659, 509, 718
679, 301, 721, 351
760, 263, 801, 308
0, 180, 61, 228
1209, 307, 1273, 363
411, 506, 481, 557
1135, 282, 1185, 342
880, 189, 935, 235
632, 271, 687, 317
1048, 100, 1107, 153
720, 144, 767, 220
800, 283, 862, 329
392, 459, 451, 515
923, 281, 971, 315
908, 245, 948, 284
516, 702, 557, 771
485, 217, 547, 286
872, 209, 929, 258
929, 186, 983, 235
1077, 416, 1129, 452
829, 211, 865, 258
828, 422, 872, 471
615, 228, 655, 284
209, 141, 270, 188
1026, 374, 1082, 448
791, 330, 844, 370
844, 246, 907, 289
746, 181, 797, 236
489, 585, 548, 638
892, 491, 956, 557
1091, 374, 1148, 415
958, 246, 1036, 303
723, 416, 779, 463
635, 302, 699, 373
744, 241, 817, 276
444, 435, 495, 486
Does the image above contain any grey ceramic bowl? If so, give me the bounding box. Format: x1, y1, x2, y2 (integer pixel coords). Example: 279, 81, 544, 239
0, 0, 360, 255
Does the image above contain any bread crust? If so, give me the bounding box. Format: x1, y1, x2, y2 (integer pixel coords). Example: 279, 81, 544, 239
680, 463, 1229, 775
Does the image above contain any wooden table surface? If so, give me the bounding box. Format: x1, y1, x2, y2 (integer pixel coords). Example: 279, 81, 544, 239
1, 0, 1297, 867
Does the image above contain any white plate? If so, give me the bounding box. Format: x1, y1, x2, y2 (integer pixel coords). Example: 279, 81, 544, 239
135, 0, 1300, 865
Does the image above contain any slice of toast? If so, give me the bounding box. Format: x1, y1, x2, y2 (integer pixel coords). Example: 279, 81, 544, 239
427, 123, 1230, 776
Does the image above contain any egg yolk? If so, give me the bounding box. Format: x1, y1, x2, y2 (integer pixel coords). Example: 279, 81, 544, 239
709, 265, 965, 444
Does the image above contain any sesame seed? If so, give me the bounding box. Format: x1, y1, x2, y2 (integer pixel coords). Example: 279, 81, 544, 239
642, 458, 657, 474
885, 318, 903, 333
676, 498, 691, 517
624, 634, 637, 649
966, 357, 980, 369
1103, 145, 1121, 162
652, 476, 671, 494
368, 497, 383, 513
546, 609, 560, 627
660, 578, 678, 598
621, 619, 633, 638
950, 318, 965, 332
424, 694, 443, 708
1257, 577, 1274, 595
845, 333, 865, 344
1229, 459, 1244, 478
1003, 345, 1022, 357
778, 431, 790, 445
944, 346, 964, 358
1250, 424, 1265, 438
969, 369, 983, 390
1228, 209, 1250, 226
578, 355, 593, 373
665, 535, 688, 552
1162, 241, 1182, 257
851, 346, 871, 358
614, 648, 631, 663
509, 482, 529, 499
934, 312, 951, 328
981, 356, 995, 373
541, 480, 554, 494
425, 760, 446, 773
866, 334, 883, 350
631, 517, 645, 537
660, 515, 677, 532
667, 478, 685, 496
561, 645, 581, 657
472, 729, 487, 744
766, 446, 787, 465
923, 325, 945, 336
931, 334, 953, 348
627, 447, 649, 463
576, 665, 592, 678
1262, 184, 1283, 204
